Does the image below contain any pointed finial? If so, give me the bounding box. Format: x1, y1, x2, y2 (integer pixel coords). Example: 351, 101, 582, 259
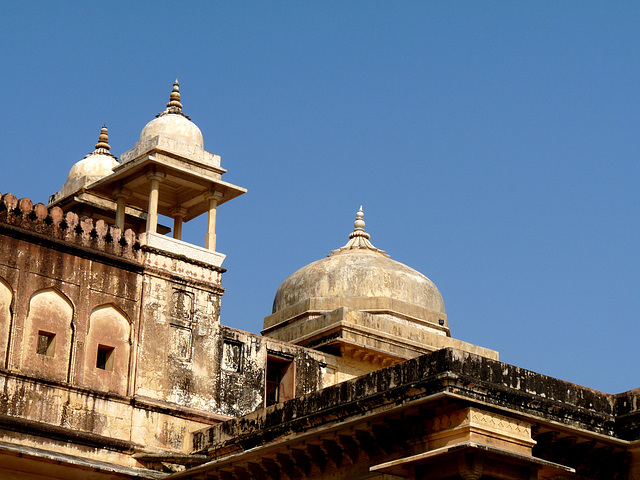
156, 78, 190, 119
354, 205, 365, 231
83, 125, 117, 160
166, 77, 183, 110
329, 206, 388, 257
94, 126, 111, 151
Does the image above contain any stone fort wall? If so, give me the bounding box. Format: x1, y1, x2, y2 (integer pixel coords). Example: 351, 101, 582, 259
0, 191, 329, 469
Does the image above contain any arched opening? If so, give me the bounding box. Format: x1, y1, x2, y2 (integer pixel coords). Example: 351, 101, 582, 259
21, 288, 73, 382
0, 277, 13, 369
83, 304, 131, 395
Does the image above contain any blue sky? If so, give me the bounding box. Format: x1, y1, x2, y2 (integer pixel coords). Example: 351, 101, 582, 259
2, 2, 639, 393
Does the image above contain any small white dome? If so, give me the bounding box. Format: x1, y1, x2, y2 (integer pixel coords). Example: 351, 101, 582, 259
67, 152, 119, 182
66, 126, 118, 183
139, 113, 203, 149
138, 79, 204, 149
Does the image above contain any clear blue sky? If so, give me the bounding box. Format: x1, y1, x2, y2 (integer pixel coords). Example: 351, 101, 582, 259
2, 2, 639, 393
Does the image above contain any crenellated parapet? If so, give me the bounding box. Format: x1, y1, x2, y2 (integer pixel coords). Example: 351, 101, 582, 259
0, 192, 142, 262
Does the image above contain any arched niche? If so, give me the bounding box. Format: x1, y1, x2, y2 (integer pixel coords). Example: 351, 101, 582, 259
83, 304, 131, 395
21, 288, 73, 382
0, 277, 12, 369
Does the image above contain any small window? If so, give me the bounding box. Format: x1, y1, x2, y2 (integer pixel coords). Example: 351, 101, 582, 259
222, 340, 243, 372
96, 345, 115, 371
36, 331, 56, 357
266, 362, 282, 405
266, 354, 295, 407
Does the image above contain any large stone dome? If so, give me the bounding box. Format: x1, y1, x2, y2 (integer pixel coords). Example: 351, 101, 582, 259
271, 207, 445, 316
272, 250, 444, 315
264, 208, 451, 362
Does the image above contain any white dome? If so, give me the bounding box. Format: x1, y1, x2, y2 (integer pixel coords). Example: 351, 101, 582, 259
66, 126, 118, 184
67, 152, 119, 182
139, 113, 203, 149
138, 79, 204, 149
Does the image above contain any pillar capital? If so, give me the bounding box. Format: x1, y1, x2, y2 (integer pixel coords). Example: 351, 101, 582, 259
169, 206, 188, 217
205, 189, 224, 201
112, 186, 131, 199
146, 170, 166, 182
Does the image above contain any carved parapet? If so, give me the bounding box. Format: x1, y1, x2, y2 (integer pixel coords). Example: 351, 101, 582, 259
0, 192, 142, 262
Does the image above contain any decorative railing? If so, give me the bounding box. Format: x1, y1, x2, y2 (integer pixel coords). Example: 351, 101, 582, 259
0, 193, 141, 262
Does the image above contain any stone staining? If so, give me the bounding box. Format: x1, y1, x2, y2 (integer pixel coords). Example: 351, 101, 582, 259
170, 289, 193, 321
5, 80, 638, 480
170, 290, 194, 362
221, 340, 243, 373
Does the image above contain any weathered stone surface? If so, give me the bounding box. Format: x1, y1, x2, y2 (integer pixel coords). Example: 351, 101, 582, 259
193, 348, 620, 455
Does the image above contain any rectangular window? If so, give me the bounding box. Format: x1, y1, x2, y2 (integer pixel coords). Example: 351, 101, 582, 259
222, 340, 243, 372
266, 362, 282, 405
266, 354, 295, 407
36, 331, 56, 357
96, 345, 115, 371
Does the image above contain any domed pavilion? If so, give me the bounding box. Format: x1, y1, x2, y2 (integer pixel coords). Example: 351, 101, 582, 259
50, 79, 246, 267
263, 207, 496, 373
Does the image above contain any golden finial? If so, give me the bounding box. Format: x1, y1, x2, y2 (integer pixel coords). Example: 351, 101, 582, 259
157, 78, 190, 119
83, 125, 117, 160
94, 125, 111, 151
166, 77, 183, 110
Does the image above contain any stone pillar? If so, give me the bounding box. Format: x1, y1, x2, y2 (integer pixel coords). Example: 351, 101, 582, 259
114, 187, 129, 230
171, 208, 187, 240
146, 172, 165, 233
205, 191, 223, 251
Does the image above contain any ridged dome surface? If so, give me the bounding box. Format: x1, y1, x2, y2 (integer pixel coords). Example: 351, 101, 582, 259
272, 207, 445, 316
272, 250, 445, 315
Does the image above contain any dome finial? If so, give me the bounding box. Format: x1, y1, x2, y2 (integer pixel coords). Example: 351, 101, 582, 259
94, 125, 111, 152
354, 205, 365, 232
167, 77, 183, 110
330, 206, 388, 257
156, 78, 190, 119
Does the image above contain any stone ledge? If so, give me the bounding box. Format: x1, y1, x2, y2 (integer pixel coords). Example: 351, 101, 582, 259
140, 232, 226, 268
192, 348, 620, 453
0, 439, 164, 479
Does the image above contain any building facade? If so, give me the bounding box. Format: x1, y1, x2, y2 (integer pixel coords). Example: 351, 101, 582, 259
0, 82, 639, 479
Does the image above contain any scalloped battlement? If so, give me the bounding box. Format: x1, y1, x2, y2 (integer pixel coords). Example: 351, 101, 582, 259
0, 192, 142, 262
